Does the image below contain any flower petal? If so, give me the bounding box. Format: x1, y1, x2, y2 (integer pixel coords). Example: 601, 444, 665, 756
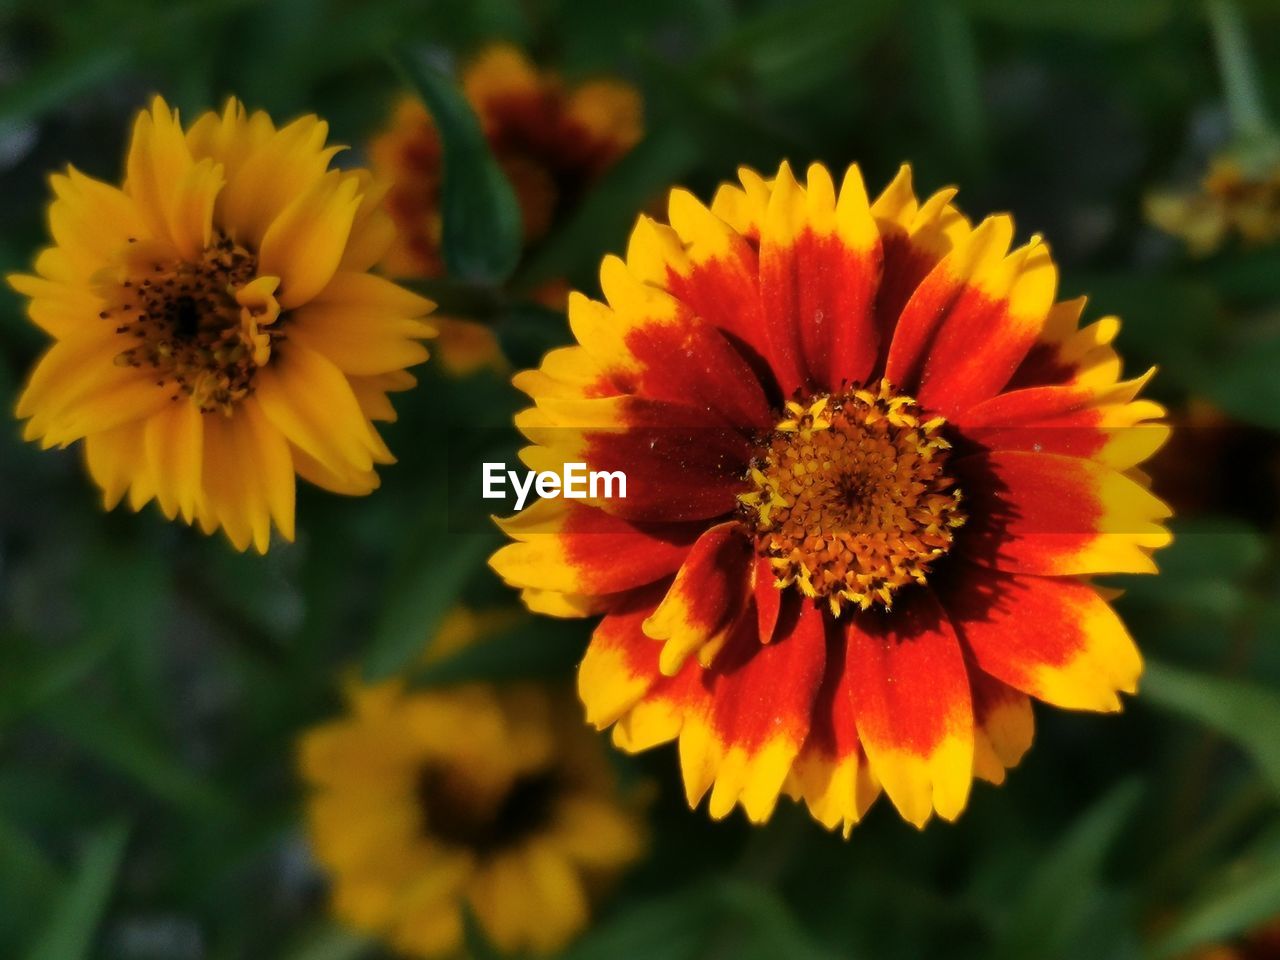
519, 394, 752, 522
680, 600, 827, 822
84, 422, 147, 510
756, 161, 816, 396
642, 521, 754, 675
47, 168, 151, 277
259, 170, 363, 309
201, 400, 296, 553
125, 97, 210, 260
916, 238, 1058, 415
785, 612, 881, 836
847, 590, 974, 827
943, 564, 1142, 712
759, 162, 884, 393
254, 341, 381, 482
968, 667, 1034, 785
491, 499, 700, 596
571, 259, 773, 429
579, 584, 671, 730
143, 400, 204, 523
884, 214, 1014, 393
953, 450, 1172, 575
218, 112, 339, 247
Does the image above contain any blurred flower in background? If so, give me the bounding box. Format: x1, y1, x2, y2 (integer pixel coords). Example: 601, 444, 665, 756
299, 612, 646, 957
8, 96, 435, 552
1146, 0, 1280, 257
1145, 150, 1280, 256
494, 160, 1171, 834
369, 43, 642, 374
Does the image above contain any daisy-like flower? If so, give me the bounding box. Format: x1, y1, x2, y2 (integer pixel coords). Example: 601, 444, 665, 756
1146, 152, 1280, 255
369, 43, 642, 373
300, 615, 646, 957
490, 161, 1172, 833
11, 97, 435, 552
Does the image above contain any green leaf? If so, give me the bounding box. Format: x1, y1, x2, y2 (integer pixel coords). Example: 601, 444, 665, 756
0, 47, 130, 127
513, 126, 703, 292
914, 0, 987, 174
635, 49, 809, 161
705, 0, 896, 96
279, 924, 375, 960
991, 782, 1142, 960
493, 300, 573, 370
1198, 335, 1280, 433
1116, 517, 1267, 619
963, 0, 1173, 36
564, 886, 720, 960
1141, 660, 1280, 794
401, 277, 505, 320
1148, 845, 1280, 958
408, 615, 587, 688
710, 879, 843, 960
37, 699, 229, 815
1067, 274, 1220, 383
388, 46, 523, 285
461, 905, 504, 960
23, 821, 129, 960
0, 814, 60, 946
365, 531, 499, 681
0, 634, 116, 731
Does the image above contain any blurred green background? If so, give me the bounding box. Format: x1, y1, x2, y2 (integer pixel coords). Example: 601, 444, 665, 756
3, 0, 1280, 958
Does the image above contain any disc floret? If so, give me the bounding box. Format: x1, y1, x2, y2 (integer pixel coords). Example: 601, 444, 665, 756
739, 379, 965, 615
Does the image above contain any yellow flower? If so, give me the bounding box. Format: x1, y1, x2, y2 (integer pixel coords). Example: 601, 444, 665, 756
10, 96, 436, 552
299, 614, 646, 957
1146, 153, 1280, 255
369, 43, 641, 374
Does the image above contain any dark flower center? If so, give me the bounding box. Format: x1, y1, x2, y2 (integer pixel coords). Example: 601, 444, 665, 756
416, 766, 560, 855
103, 233, 281, 414
738, 380, 965, 614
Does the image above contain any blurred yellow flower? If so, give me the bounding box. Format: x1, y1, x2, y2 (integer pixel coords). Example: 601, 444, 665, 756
1146, 154, 1280, 255
299, 613, 646, 957
369, 43, 642, 374
10, 96, 435, 552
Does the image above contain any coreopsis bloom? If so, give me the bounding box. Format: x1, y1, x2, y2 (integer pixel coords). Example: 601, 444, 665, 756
369, 43, 641, 373
1146, 153, 1280, 255
300, 619, 646, 956
491, 161, 1172, 833
10, 97, 434, 553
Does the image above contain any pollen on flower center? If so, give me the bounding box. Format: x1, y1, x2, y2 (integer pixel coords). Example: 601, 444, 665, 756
738, 379, 965, 615
104, 233, 280, 414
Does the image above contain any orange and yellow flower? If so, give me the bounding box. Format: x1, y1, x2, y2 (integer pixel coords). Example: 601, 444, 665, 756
11, 96, 435, 553
300, 614, 646, 957
369, 43, 641, 373
491, 161, 1172, 833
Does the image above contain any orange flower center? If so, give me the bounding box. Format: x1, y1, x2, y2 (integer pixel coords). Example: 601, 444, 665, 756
103, 234, 281, 414
738, 380, 965, 614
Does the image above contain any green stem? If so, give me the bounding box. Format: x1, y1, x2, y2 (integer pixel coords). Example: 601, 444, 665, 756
1206, 0, 1275, 143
